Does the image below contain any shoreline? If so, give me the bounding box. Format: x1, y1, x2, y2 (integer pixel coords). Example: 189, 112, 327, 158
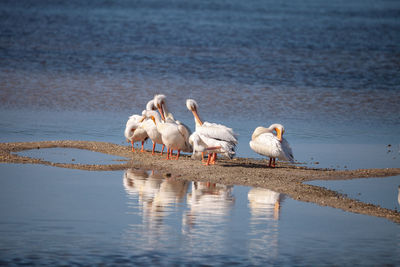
1, 140, 400, 223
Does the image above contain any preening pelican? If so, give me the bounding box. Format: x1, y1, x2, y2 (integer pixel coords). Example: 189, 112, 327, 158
186, 99, 237, 165
153, 94, 192, 159
154, 94, 175, 123
124, 114, 148, 152
140, 100, 165, 155
249, 124, 294, 167
143, 109, 191, 160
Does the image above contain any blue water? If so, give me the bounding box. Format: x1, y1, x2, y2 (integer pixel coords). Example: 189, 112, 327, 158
15, 147, 127, 165
1, 0, 400, 265
307, 175, 400, 211
0, 0, 399, 169
0, 164, 399, 266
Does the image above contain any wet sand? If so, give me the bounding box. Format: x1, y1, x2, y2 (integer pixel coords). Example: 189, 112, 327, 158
1, 140, 400, 223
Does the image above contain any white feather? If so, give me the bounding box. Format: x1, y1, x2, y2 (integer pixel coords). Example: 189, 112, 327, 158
196, 122, 238, 144
186, 98, 237, 160
141, 103, 163, 147
124, 115, 148, 143
249, 124, 294, 162
144, 109, 192, 153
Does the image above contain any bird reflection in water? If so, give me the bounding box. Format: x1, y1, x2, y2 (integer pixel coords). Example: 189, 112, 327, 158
247, 188, 285, 263
248, 188, 284, 220
181, 182, 235, 256
123, 168, 189, 248
124, 169, 188, 219
183, 182, 235, 229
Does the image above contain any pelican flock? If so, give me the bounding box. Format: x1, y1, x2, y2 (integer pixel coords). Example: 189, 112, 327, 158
125, 95, 294, 167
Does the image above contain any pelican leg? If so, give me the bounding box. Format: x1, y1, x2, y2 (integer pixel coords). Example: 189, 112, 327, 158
268, 158, 272, 167
210, 153, 217, 165
175, 150, 180, 160
169, 149, 173, 158
203, 153, 212, 166
160, 144, 165, 155
272, 158, 276, 168
152, 142, 156, 155
131, 140, 135, 152
140, 141, 145, 152
166, 147, 170, 160
201, 152, 205, 163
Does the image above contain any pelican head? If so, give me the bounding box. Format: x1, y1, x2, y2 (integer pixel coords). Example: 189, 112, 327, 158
154, 94, 166, 106
269, 123, 285, 142
186, 99, 203, 126
153, 94, 167, 121
146, 100, 157, 111
142, 109, 160, 125
186, 99, 198, 111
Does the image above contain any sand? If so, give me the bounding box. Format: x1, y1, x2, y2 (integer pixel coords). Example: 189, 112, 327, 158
1, 140, 400, 223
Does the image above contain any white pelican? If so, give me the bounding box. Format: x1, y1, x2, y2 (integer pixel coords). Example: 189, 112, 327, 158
153, 94, 175, 123
140, 100, 165, 155
124, 114, 148, 152
186, 99, 237, 165
153, 94, 192, 159
143, 109, 191, 160
249, 124, 294, 167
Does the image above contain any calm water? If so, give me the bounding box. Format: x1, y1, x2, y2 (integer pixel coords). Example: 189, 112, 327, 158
0, 163, 399, 266
1, 0, 400, 265
16, 147, 127, 165
1, 0, 400, 166
307, 175, 400, 211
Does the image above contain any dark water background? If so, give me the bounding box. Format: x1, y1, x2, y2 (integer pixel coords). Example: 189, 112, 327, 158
1, 0, 399, 123
1, 0, 400, 168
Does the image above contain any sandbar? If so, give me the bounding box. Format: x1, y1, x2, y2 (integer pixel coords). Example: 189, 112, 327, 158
1, 140, 399, 223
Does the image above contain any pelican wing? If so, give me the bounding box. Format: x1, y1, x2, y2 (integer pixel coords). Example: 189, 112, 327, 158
281, 138, 294, 162
199, 134, 236, 158
124, 119, 139, 140
128, 114, 142, 123
141, 118, 162, 144
177, 123, 192, 152
197, 122, 238, 144
250, 133, 281, 158
189, 132, 207, 159
250, 133, 293, 162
